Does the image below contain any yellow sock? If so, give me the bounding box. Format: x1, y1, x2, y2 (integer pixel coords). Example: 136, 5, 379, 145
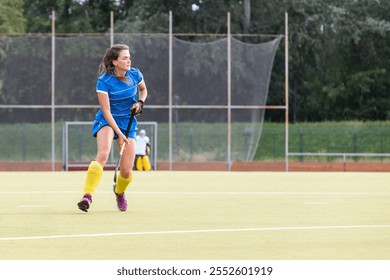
115, 173, 133, 194
83, 161, 103, 195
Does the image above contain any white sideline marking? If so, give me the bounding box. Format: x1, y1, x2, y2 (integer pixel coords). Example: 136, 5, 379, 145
1, 225, 390, 241
0, 191, 79, 194
1, 191, 390, 196
18, 205, 48, 208
131, 191, 390, 196
304, 202, 330, 205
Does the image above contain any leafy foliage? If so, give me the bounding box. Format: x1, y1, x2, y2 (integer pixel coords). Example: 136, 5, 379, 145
0, 0, 26, 33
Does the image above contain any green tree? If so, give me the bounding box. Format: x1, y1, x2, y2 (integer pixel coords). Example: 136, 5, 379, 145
0, 0, 26, 33
115, 0, 168, 32
0, 0, 26, 59
255, 0, 390, 122
292, 0, 390, 121
23, 0, 62, 32
23, 0, 126, 33
115, 0, 251, 35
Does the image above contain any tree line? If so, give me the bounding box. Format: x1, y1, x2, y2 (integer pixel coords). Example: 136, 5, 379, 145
1, 0, 389, 122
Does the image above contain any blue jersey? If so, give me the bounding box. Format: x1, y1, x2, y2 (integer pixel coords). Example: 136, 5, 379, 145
96, 68, 143, 117
92, 68, 143, 139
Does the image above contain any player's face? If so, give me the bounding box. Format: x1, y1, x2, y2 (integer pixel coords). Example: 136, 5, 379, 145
113, 50, 131, 71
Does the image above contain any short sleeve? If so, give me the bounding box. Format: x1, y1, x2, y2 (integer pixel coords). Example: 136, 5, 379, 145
96, 78, 109, 94
129, 68, 143, 85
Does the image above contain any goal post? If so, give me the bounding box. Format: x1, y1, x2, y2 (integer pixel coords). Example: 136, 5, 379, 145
62, 121, 158, 171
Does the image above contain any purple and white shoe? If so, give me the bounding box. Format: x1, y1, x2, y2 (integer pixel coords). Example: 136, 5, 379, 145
77, 194, 92, 212
113, 184, 128, 211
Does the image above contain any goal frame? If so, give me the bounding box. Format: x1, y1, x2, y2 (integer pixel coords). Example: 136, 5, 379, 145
62, 121, 158, 171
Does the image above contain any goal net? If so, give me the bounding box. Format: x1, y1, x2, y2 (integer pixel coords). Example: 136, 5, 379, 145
63, 121, 157, 171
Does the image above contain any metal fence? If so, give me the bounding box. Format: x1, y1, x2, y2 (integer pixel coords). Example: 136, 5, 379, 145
0, 11, 288, 171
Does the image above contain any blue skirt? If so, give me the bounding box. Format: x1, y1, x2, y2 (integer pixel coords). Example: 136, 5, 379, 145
92, 110, 138, 139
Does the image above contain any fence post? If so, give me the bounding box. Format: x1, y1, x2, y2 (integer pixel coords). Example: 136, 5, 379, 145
353, 129, 358, 161
343, 154, 346, 171
21, 126, 27, 161
51, 10, 56, 171
299, 127, 304, 162
189, 128, 193, 161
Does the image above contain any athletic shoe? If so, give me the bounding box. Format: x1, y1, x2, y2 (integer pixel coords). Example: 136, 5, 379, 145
113, 184, 128, 211
77, 193, 92, 212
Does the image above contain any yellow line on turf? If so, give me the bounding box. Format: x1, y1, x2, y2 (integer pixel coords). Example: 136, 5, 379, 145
1, 225, 390, 241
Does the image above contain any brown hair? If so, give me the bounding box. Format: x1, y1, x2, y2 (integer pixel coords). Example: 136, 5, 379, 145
97, 44, 130, 81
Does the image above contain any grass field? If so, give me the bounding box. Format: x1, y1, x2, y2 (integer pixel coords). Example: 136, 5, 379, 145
0, 171, 389, 260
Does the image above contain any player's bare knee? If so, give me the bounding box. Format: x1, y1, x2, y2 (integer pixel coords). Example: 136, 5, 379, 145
95, 151, 110, 165
120, 169, 132, 179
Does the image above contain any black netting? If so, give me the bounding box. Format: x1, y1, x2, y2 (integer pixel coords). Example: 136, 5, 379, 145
56, 36, 109, 105
231, 37, 282, 160
0, 36, 51, 106
173, 38, 228, 106
0, 34, 281, 162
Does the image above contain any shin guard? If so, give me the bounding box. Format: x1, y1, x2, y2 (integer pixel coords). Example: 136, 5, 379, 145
115, 172, 133, 194
83, 161, 103, 195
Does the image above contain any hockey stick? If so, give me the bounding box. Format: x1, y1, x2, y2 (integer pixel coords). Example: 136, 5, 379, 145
113, 110, 135, 184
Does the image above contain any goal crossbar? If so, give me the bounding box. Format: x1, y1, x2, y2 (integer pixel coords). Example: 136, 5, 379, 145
63, 121, 158, 171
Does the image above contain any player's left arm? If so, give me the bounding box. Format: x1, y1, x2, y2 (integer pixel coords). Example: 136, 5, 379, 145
138, 80, 147, 103
132, 80, 147, 115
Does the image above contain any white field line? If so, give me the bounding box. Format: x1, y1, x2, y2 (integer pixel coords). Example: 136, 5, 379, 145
15, 201, 333, 207
18, 205, 48, 208
131, 191, 390, 196
304, 202, 330, 205
1, 225, 390, 242
1, 191, 390, 196
0, 191, 80, 194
